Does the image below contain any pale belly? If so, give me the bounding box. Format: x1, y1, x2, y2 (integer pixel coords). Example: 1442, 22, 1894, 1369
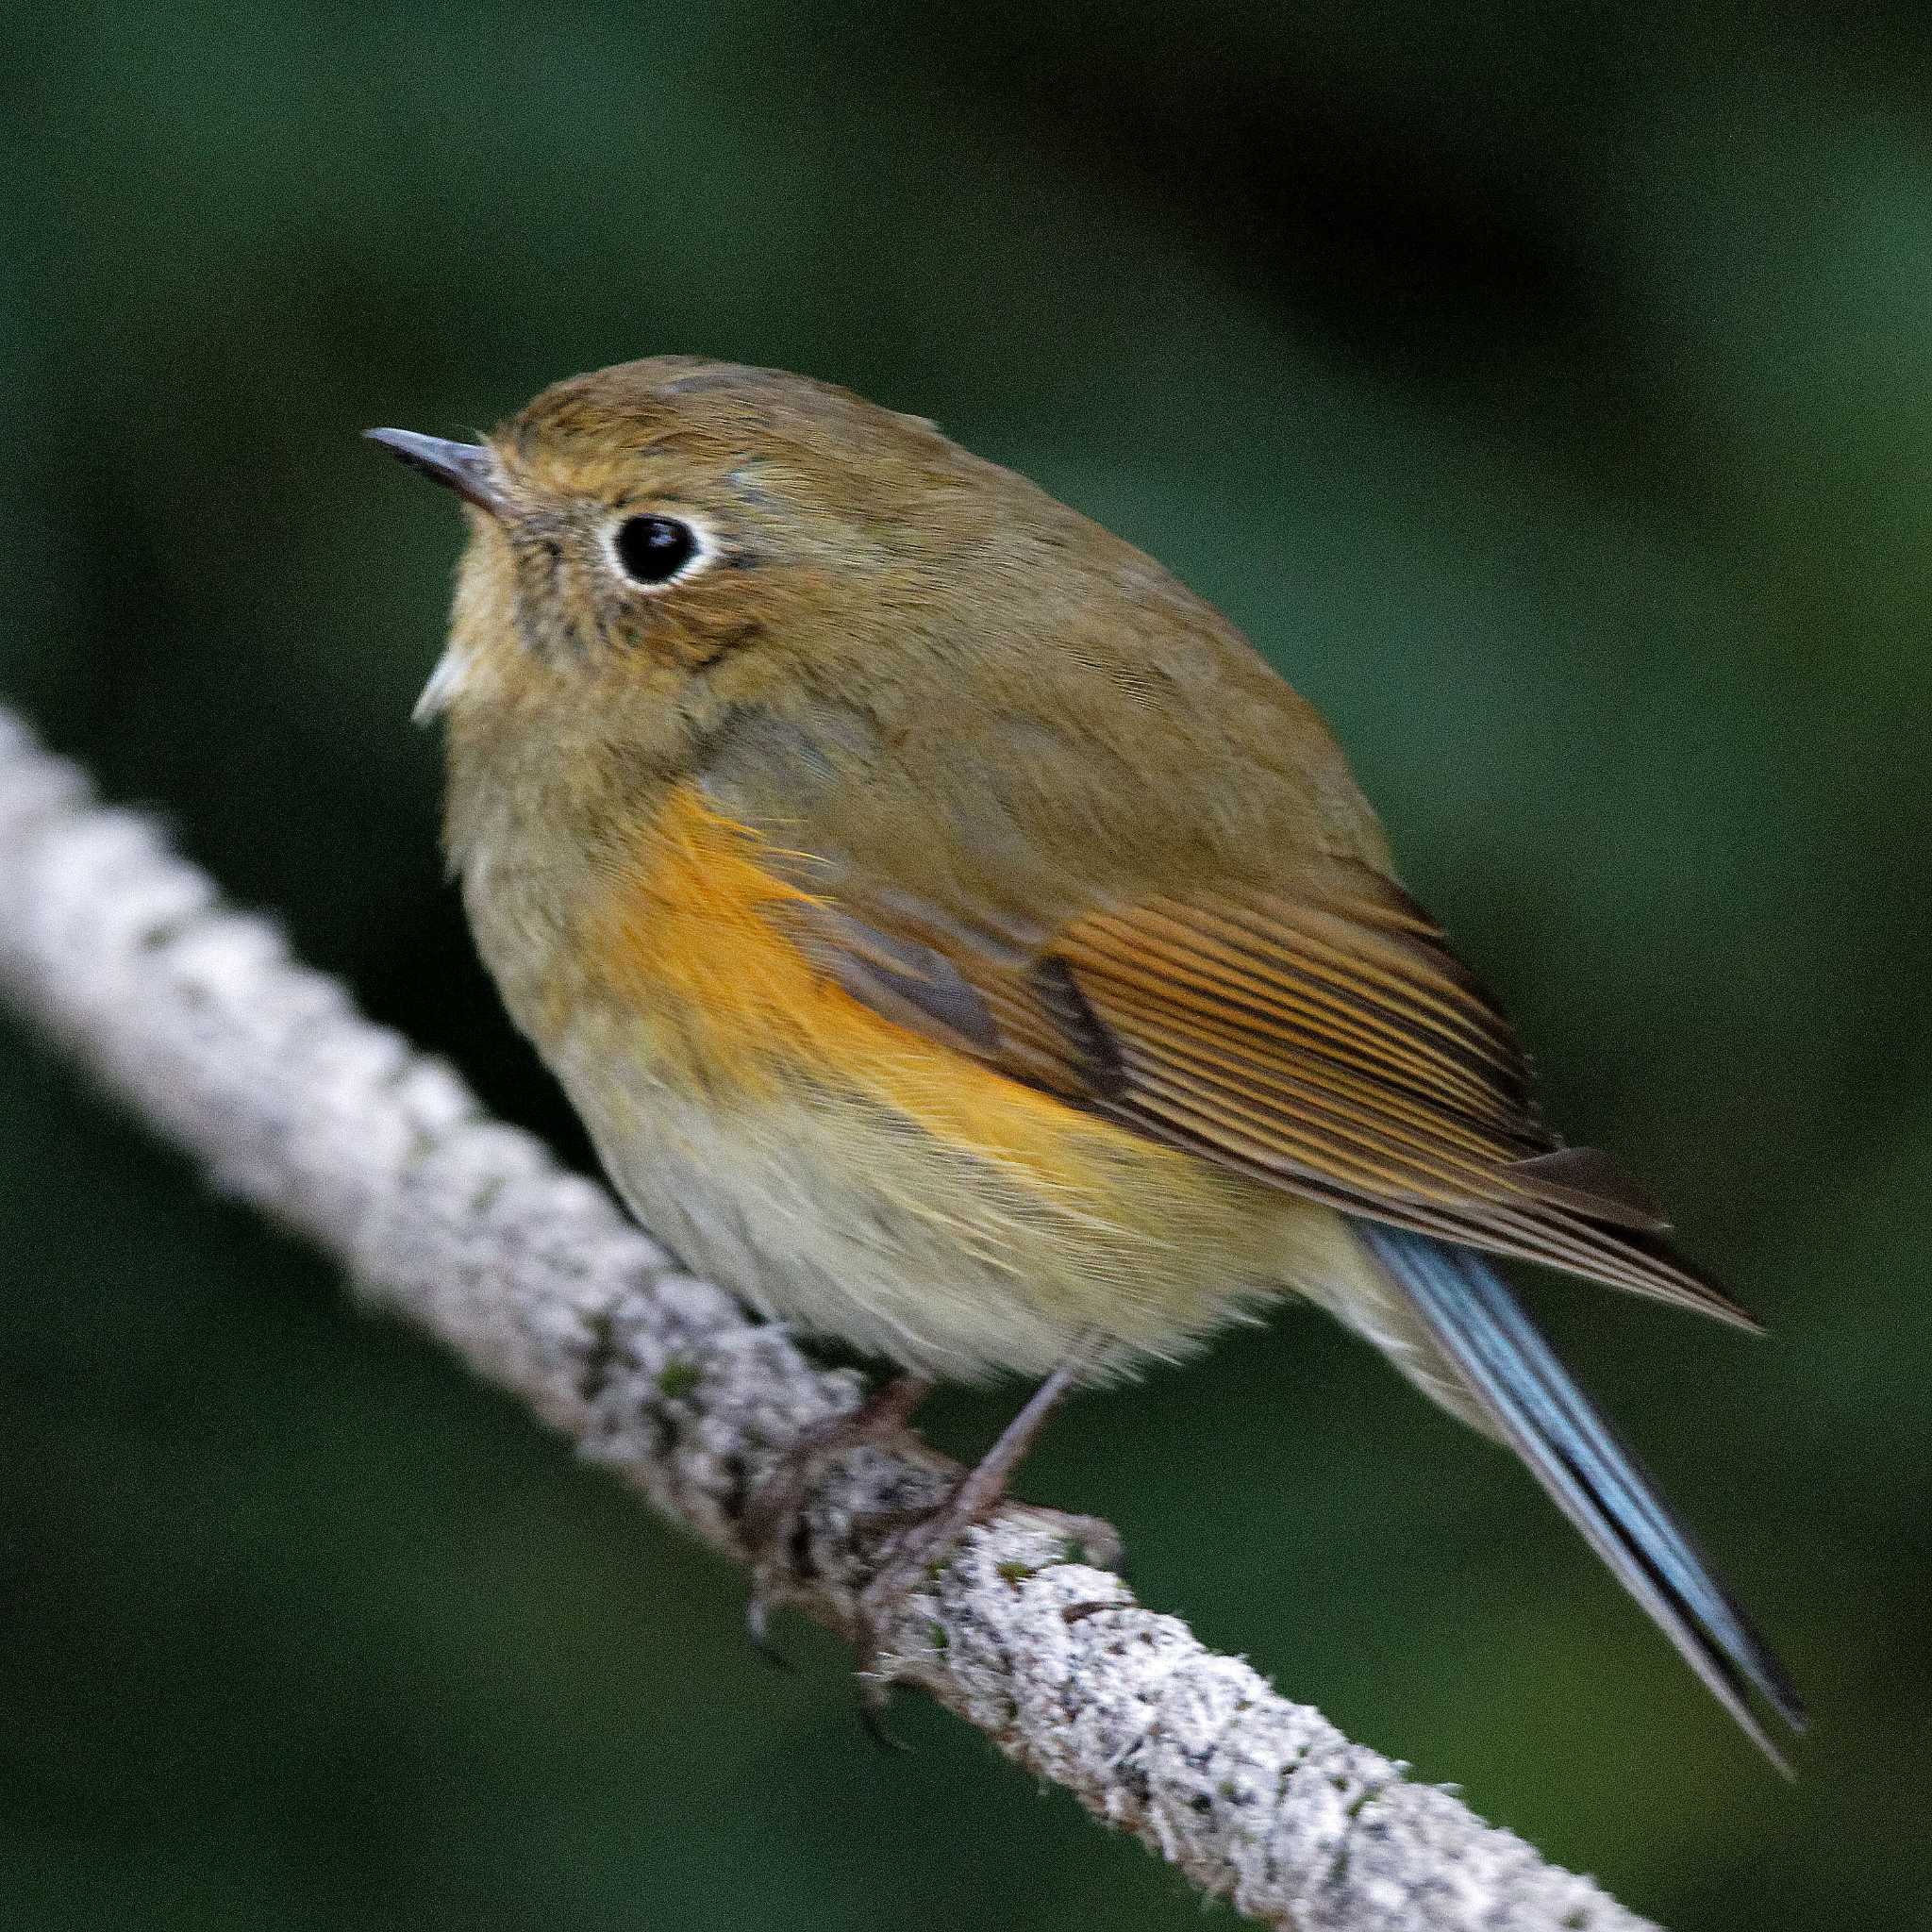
543, 1021, 1363, 1383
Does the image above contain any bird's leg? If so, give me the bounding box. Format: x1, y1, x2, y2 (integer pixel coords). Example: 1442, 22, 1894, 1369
852, 1347, 1116, 1720
742, 1372, 936, 1661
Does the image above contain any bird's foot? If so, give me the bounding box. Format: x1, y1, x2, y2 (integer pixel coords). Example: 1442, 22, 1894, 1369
741, 1351, 1121, 1741
846, 1478, 1122, 1741
741, 1373, 935, 1663
841, 1354, 1118, 1735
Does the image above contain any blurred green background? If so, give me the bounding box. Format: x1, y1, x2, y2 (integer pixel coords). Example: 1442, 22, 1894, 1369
3, 4, 1927, 1926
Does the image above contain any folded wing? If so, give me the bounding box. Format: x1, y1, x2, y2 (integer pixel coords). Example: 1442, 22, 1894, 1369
791, 861, 1755, 1329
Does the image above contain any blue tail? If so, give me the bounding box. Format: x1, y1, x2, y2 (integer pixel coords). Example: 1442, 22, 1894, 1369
1355, 1220, 1806, 1769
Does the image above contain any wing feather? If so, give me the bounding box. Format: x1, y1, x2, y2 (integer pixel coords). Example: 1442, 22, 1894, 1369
787, 863, 1757, 1330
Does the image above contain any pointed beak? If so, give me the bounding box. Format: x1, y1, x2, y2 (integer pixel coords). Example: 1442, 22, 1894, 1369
363, 427, 506, 516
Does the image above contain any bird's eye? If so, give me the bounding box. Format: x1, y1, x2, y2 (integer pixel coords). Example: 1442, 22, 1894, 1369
611, 514, 703, 588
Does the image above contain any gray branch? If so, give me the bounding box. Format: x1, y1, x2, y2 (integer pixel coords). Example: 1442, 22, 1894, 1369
0, 704, 1654, 1932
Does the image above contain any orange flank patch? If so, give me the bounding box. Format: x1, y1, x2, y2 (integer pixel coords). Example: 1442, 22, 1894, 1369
580, 786, 1175, 1197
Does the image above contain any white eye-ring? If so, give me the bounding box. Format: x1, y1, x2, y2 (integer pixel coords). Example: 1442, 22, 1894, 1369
604, 512, 714, 591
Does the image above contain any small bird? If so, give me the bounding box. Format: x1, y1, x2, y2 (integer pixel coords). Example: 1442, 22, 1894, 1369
369, 358, 1805, 1765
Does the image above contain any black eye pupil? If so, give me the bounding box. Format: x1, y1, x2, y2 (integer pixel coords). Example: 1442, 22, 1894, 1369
614, 515, 699, 585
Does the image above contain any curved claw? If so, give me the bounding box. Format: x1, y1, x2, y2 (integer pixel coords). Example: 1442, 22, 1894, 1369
856, 1676, 912, 1754
743, 1588, 794, 1673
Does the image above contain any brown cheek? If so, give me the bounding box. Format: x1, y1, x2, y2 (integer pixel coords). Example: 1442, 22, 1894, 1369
615, 580, 770, 674
669, 614, 767, 672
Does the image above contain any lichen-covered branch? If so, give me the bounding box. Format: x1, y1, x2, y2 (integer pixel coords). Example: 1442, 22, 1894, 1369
0, 705, 1654, 1932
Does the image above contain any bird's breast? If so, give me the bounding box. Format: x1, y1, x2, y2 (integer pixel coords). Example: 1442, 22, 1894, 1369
506, 784, 1320, 1377
562, 783, 1144, 1178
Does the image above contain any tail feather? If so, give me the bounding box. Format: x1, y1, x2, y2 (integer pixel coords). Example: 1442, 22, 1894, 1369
1354, 1219, 1807, 1771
